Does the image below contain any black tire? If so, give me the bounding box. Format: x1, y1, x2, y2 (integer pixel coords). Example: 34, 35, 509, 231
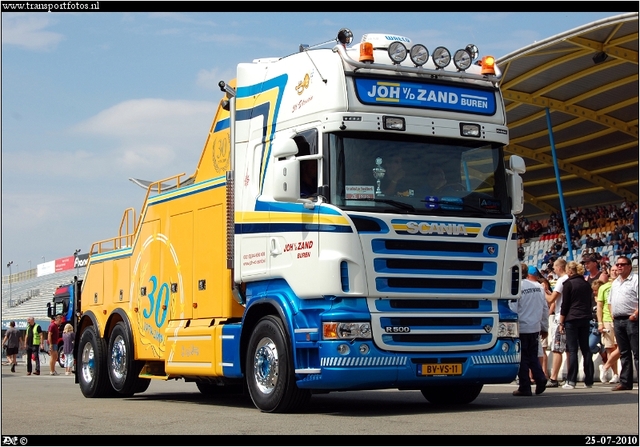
245, 316, 310, 413
133, 377, 151, 394
107, 322, 149, 396
78, 326, 115, 398
57, 345, 65, 368
420, 384, 483, 405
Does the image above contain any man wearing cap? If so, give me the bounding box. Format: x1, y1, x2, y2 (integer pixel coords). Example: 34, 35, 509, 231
582, 255, 609, 321
528, 265, 551, 380
510, 264, 549, 396
584, 255, 602, 286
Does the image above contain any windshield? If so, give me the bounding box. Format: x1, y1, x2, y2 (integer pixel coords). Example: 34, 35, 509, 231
327, 132, 511, 217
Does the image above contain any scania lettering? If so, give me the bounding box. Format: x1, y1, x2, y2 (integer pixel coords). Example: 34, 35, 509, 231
73, 29, 526, 412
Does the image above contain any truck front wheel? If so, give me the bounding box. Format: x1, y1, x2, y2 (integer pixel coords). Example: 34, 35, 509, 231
108, 322, 149, 396
420, 384, 483, 405
57, 344, 65, 368
78, 326, 115, 398
245, 316, 310, 413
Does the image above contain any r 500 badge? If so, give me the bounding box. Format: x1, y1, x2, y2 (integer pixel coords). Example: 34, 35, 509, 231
385, 326, 410, 333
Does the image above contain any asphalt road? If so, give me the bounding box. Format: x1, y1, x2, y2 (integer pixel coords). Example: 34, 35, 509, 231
1, 360, 638, 445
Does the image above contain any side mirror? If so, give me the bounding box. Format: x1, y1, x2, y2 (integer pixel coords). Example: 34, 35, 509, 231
508, 173, 524, 215
506, 155, 526, 215
270, 138, 299, 159
509, 155, 526, 175
271, 158, 301, 202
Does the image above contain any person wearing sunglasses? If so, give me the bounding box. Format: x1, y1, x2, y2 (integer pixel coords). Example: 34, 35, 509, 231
609, 256, 638, 391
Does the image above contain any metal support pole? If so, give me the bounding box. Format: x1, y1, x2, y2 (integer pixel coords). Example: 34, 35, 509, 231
545, 108, 573, 261
6, 261, 13, 306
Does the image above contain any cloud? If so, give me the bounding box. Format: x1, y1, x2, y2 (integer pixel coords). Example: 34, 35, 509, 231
3, 98, 217, 186
1, 14, 64, 51
118, 144, 176, 169
2, 148, 101, 180
74, 98, 214, 136
71, 98, 217, 174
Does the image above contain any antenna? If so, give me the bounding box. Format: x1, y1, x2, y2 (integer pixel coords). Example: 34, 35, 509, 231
298, 28, 353, 84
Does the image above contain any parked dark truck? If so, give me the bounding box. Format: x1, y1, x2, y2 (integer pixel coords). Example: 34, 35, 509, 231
46, 277, 82, 368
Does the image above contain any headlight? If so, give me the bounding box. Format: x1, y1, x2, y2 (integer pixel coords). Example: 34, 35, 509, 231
465, 44, 479, 61
323, 322, 372, 340
410, 44, 429, 66
498, 322, 519, 338
453, 49, 472, 71
432, 46, 451, 68
387, 41, 407, 64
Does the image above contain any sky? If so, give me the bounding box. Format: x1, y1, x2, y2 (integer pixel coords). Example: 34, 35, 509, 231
1, 6, 632, 275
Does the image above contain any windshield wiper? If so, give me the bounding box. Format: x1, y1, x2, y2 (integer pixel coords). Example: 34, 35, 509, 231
420, 198, 487, 214
349, 198, 415, 211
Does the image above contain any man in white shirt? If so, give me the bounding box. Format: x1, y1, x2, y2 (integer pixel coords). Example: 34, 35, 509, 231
510, 264, 549, 396
609, 256, 638, 391
545, 258, 569, 387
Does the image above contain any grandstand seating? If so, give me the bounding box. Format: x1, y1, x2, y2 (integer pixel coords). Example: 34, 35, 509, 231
521, 222, 637, 273
1, 267, 85, 323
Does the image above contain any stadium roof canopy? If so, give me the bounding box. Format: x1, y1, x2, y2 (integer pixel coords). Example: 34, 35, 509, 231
497, 12, 638, 219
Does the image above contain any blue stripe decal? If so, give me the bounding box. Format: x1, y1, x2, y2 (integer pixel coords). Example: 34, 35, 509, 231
254, 200, 343, 215
149, 181, 225, 206
213, 117, 230, 133
90, 251, 132, 265
237, 75, 288, 97
236, 74, 288, 195
236, 223, 353, 235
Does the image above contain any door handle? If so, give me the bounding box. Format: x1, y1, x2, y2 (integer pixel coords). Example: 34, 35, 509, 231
270, 238, 282, 256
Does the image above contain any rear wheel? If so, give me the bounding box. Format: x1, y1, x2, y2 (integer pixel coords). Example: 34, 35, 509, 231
107, 322, 149, 396
421, 384, 483, 405
245, 316, 310, 413
78, 326, 115, 398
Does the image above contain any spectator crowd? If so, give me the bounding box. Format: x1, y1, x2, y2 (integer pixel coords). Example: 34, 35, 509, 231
513, 201, 638, 392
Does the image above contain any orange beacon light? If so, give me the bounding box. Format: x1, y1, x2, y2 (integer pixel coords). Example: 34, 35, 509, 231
360, 42, 374, 63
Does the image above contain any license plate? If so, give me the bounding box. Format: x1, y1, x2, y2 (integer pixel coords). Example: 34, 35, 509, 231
418, 363, 462, 376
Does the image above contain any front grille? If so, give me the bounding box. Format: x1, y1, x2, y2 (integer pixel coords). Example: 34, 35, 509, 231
383, 239, 486, 253
367, 233, 505, 352
385, 278, 484, 289
390, 300, 480, 309
393, 334, 483, 343
386, 317, 482, 326
385, 258, 485, 272
369, 298, 498, 352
